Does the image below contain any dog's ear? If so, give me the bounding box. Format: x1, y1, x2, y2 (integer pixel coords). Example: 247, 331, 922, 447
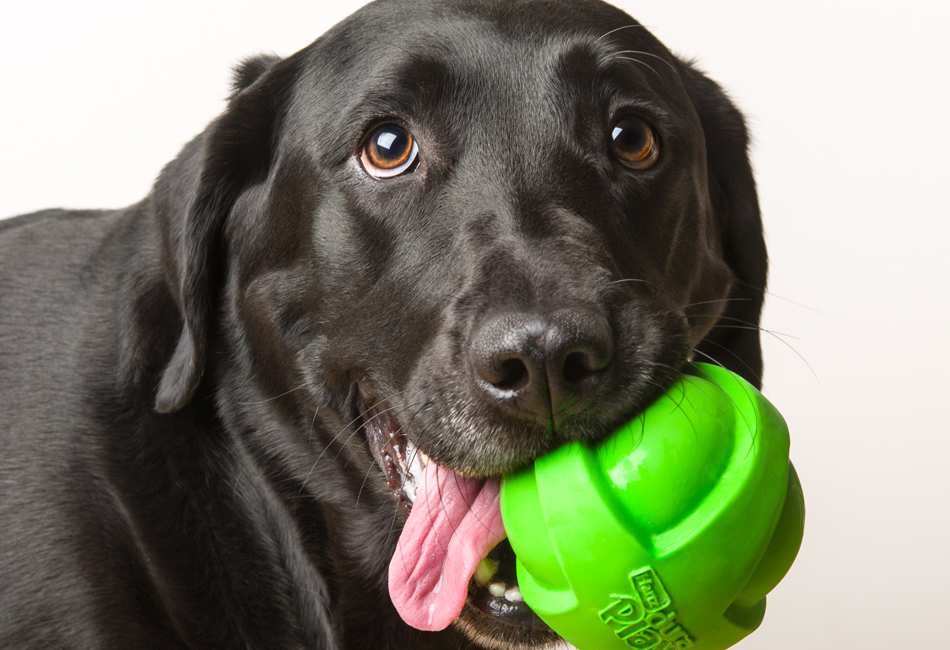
152, 54, 293, 413
230, 53, 283, 97
680, 62, 769, 388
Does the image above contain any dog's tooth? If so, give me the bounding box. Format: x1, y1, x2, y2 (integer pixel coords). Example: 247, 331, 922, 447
473, 558, 499, 585
418, 450, 429, 466
400, 441, 419, 504
488, 582, 506, 598
504, 586, 523, 602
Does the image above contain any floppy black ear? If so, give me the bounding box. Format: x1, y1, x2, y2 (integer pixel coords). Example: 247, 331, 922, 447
152, 54, 293, 413
680, 62, 769, 388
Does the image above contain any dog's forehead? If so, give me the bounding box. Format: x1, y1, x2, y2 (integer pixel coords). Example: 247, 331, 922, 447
339, 0, 650, 44
303, 0, 686, 132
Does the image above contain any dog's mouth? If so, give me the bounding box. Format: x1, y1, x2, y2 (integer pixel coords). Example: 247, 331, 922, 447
359, 390, 426, 514
357, 389, 560, 647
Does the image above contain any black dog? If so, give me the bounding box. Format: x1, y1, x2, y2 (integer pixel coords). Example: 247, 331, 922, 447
0, 0, 766, 648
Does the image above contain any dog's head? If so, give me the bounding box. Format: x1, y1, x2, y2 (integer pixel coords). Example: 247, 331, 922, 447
147, 0, 766, 647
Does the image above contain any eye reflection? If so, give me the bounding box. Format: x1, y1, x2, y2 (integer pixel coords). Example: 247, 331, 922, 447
611, 116, 659, 170
361, 124, 419, 179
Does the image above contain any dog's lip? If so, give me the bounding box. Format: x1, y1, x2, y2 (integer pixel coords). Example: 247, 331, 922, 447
356, 388, 426, 513
355, 384, 556, 642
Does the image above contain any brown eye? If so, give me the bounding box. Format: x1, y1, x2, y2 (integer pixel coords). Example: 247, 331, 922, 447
611, 116, 659, 169
361, 124, 419, 178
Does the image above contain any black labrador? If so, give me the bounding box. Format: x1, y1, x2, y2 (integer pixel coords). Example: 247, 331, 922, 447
0, 0, 767, 648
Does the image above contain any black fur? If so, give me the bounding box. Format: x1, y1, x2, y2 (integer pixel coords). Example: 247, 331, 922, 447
0, 1, 766, 648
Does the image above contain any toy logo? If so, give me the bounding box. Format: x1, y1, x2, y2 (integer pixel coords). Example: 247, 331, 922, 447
599, 567, 694, 649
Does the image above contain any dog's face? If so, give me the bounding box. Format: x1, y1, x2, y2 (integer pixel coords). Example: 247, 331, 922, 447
149, 0, 766, 647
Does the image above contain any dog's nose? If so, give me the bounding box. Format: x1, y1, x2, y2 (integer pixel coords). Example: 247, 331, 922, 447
470, 310, 613, 424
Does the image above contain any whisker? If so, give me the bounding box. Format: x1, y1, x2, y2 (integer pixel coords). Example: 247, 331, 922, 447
313, 388, 413, 456
328, 388, 414, 441
388, 499, 408, 570
613, 49, 679, 76
308, 405, 322, 456
235, 382, 309, 406
595, 23, 646, 43
300, 388, 415, 492
664, 378, 699, 444
690, 347, 728, 373
696, 322, 818, 381
355, 400, 428, 508
732, 278, 831, 317
633, 356, 755, 439
335, 400, 423, 467
607, 277, 658, 289
614, 55, 661, 82
688, 314, 802, 341
687, 362, 758, 452
692, 340, 764, 390
682, 297, 752, 310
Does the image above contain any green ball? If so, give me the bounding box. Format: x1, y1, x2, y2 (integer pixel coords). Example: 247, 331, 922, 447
500, 363, 804, 650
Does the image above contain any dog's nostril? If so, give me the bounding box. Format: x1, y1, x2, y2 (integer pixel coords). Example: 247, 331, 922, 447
470, 310, 613, 424
563, 351, 596, 385
495, 358, 530, 392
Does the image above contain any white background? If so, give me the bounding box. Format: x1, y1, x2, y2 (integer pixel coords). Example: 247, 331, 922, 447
2, 1, 948, 648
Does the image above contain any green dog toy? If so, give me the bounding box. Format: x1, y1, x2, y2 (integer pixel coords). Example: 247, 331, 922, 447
500, 363, 804, 650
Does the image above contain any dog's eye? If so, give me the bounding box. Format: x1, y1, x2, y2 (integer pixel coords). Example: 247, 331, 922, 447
611, 116, 659, 170
361, 124, 419, 179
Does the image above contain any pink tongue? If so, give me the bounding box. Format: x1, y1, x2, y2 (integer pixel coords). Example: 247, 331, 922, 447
389, 461, 506, 631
